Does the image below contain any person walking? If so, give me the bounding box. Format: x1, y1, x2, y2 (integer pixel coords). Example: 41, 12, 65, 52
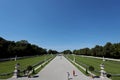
67, 72, 70, 80
73, 70, 75, 76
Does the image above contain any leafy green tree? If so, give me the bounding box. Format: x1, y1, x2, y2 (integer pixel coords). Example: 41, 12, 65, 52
89, 66, 94, 72
63, 50, 72, 54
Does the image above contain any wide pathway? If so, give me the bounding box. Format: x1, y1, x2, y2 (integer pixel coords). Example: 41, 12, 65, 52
8, 56, 110, 80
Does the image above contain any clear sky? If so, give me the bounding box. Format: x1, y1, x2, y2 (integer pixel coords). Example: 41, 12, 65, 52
0, 0, 120, 51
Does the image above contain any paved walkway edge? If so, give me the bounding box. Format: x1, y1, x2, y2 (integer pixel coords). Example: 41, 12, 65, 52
29, 57, 55, 74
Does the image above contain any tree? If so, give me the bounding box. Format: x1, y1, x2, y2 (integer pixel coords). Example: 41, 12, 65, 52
94, 45, 103, 57
73, 50, 78, 54
103, 42, 114, 58
48, 49, 58, 54
89, 66, 94, 72
63, 50, 72, 54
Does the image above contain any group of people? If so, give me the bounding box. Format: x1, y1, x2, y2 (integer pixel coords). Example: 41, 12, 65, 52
67, 70, 76, 80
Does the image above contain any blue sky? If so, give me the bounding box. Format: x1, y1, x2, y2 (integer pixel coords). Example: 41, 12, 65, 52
0, 0, 120, 51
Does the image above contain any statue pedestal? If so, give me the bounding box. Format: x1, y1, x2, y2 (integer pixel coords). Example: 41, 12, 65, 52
100, 64, 106, 78
12, 63, 20, 78
12, 67, 18, 78
100, 70, 106, 78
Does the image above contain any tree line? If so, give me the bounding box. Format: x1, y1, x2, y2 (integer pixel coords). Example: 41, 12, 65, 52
1, 36, 120, 59
63, 42, 120, 59
0, 37, 58, 59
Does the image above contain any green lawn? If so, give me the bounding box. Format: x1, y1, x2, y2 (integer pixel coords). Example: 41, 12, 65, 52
0, 54, 54, 79
67, 54, 120, 80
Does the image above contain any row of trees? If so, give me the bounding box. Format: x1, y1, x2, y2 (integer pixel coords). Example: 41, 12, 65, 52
74, 42, 120, 59
0, 37, 58, 59
1, 36, 120, 59
63, 42, 120, 59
